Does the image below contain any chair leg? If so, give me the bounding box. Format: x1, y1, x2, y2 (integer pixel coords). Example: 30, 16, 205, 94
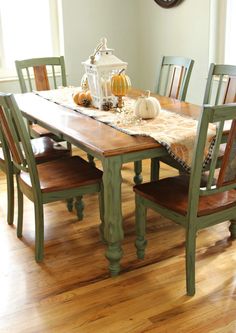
134, 160, 143, 185
135, 194, 147, 259
34, 202, 44, 262
229, 219, 236, 239
66, 198, 74, 212
16, 182, 24, 238
66, 141, 72, 152
16, 175, 24, 238
150, 157, 160, 181
75, 196, 84, 221
6, 169, 14, 225
87, 154, 96, 167
185, 227, 197, 296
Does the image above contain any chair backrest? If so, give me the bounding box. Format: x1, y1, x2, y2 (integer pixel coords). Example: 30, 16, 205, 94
0, 93, 41, 190
224, 76, 236, 104
15, 56, 67, 93
0, 113, 11, 169
188, 103, 236, 218
157, 56, 194, 101
203, 63, 236, 105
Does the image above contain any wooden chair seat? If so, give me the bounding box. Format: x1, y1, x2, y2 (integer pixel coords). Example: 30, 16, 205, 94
31, 136, 71, 164
134, 175, 236, 217
19, 156, 102, 193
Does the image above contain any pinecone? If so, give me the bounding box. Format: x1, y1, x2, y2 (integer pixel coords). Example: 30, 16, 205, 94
102, 101, 113, 111
81, 98, 91, 107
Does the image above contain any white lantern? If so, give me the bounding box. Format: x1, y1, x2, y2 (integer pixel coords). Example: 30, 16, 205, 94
82, 37, 128, 109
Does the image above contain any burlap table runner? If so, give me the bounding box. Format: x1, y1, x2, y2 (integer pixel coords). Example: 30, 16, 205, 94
35, 87, 216, 171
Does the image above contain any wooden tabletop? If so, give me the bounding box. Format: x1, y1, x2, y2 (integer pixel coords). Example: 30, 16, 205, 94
15, 88, 201, 158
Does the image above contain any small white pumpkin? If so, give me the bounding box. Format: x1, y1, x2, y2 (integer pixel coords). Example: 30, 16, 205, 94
134, 90, 161, 119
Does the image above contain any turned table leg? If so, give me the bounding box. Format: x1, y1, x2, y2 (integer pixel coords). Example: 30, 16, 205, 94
102, 156, 124, 276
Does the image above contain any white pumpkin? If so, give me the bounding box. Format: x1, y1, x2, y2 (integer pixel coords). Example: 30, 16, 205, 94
134, 90, 161, 119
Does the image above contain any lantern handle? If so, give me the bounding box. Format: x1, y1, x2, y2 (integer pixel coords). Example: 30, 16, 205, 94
90, 38, 106, 64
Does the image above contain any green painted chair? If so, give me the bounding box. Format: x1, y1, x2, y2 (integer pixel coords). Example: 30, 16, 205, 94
0, 95, 71, 226
15, 56, 67, 93
0, 93, 103, 262
134, 103, 236, 296
203, 63, 236, 105
156, 56, 194, 101
150, 63, 236, 181
15, 56, 71, 149
134, 56, 194, 184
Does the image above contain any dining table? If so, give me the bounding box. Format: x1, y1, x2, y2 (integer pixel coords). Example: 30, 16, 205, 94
14, 88, 202, 275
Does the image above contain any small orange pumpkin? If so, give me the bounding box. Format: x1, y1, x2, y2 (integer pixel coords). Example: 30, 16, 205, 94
73, 90, 92, 106
72, 91, 81, 105
77, 91, 87, 105
84, 90, 92, 102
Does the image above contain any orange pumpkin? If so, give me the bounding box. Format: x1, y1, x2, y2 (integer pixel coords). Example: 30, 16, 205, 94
73, 90, 92, 106
85, 90, 92, 102
77, 91, 87, 105
72, 91, 81, 105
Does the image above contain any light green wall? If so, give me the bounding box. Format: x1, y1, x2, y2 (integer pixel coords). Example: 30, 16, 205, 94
61, 0, 139, 87
0, 79, 20, 93
136, 0, 212, 104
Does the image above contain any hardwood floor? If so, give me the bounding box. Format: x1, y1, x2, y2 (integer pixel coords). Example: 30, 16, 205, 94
0, 148, 236, 333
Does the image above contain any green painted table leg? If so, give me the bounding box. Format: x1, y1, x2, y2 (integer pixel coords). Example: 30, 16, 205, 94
102, 156, 124, 276
98, 186, 106, 244
134, 160, 143, 185
151, 157, 160, 181
106, 242, 123, 276
229, 219, 236, 239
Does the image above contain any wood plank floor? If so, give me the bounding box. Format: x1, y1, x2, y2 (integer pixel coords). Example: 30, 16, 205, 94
0, 148, 236, 333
